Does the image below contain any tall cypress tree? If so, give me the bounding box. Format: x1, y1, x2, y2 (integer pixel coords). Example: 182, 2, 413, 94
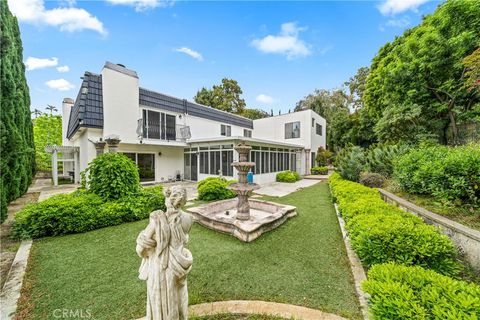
0, 0, 35, 222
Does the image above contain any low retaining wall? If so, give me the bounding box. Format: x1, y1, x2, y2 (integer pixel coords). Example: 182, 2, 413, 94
378, 189, 480, 270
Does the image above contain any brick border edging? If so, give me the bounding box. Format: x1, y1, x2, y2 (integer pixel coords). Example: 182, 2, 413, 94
138, 300, 348, 320
0, 240, 33, 320
378, 188, 480, 270
333, 204, 369, 320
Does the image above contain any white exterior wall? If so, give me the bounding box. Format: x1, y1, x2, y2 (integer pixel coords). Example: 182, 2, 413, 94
185, 114, 250, 140
62, 100, 74, 146
101, 66, 140, 144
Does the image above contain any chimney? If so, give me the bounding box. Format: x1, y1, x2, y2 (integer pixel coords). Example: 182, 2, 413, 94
62, 97, 74, 145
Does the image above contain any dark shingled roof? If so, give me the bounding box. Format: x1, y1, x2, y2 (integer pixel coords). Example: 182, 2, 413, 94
66, 72, 103, 139
67, 70, 253, 139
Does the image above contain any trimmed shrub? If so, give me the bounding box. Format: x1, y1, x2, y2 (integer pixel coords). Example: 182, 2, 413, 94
276, 171, 301, 183
347, 212, 460, 276
81, 153, 140, 200
359, 172, 385, 188
311, 166, 329, 175
12, 186, 165, 239
329, 173, 460, 276
363, 263, 480, 319
394, 144, 480, 205
197, 177, 236, 201
335, 146, 366, 182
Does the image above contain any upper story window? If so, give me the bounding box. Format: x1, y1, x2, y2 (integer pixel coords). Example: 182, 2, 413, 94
142, 109, 176, 140
221, 124, 231, 136
316, 123, 323, 136
285, 121, 300, 139
312, 118, 315, 127
244, 129, 252, 138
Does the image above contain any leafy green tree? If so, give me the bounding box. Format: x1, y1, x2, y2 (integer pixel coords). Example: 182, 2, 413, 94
194, 78, 246, 114
33, 114, 62, 171
0, 0, 35, 222
241, 108, 269, 120
364, 0, 480, 144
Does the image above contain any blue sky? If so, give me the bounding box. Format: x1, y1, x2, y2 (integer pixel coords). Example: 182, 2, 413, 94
9, 0, 441, 114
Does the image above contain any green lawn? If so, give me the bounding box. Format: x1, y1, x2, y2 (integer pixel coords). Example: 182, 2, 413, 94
17, 182, 361, 320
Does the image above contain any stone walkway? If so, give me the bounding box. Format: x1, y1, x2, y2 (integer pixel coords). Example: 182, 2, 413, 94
137, 300, 347, 320
254, 179, 321, 197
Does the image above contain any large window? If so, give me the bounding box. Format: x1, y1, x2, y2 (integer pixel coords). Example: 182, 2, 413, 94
316, 123, 323, 136
142, 109, 176, 140
221, 124, 231, 136
285, 121, 300, 139
196, 145, 234, 177
122, 152, 155, 182
249, 147, 297, 175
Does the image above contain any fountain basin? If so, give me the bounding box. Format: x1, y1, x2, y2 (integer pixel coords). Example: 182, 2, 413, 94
187, 198, 296, 242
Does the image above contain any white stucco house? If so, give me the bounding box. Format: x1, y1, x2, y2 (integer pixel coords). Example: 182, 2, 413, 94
62, 62, 326, 184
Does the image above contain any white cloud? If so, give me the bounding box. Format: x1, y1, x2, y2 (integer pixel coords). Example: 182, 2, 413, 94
378, 0, 429, 15
256, 94, 274, 104
385, 17, 411, 27
57, 65, 70, 73
45, 79, 75, 91
106, 0, 174, 12
7, 0, 107, 35
24, 57, 58, 71
175, 47, 204, 61
251, 22, 311, 59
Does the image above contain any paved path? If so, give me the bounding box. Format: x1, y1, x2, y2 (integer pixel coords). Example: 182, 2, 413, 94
254, 179, 321, 197
137, 300, 347, 320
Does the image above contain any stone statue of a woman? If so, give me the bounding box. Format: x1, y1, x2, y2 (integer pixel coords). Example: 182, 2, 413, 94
136, 186, 193, 320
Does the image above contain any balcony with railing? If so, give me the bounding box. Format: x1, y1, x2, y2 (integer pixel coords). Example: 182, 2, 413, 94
137, 118, 191, 143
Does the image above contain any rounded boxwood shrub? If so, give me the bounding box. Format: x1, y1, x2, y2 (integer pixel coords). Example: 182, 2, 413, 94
12, 185, 165, 239
82, 153, 140, 200
276, 171, 300, 183
311, 166, 328, 175
198, 177, 236, 201
359, 172, 385, 188
363, 263, 480, 319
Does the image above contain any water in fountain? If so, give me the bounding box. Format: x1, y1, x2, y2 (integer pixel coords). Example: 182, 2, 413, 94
227, 141, 260, 220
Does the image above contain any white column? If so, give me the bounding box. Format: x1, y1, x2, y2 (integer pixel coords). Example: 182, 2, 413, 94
74, 151, 80, 183
52, 149, 58, 186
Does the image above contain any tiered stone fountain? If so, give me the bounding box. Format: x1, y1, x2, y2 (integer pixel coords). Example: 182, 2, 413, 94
188, 141, 297, 242
226, 142, 260, 220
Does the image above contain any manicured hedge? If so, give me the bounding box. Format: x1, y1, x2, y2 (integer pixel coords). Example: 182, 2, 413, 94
311, 166, 328, 175
329, 173, 460, 276
12, 186, 166, 239
394, 144, 480, 205
197, 177, 236, 201
363, 263, 480, 319
276, 171, 301, 183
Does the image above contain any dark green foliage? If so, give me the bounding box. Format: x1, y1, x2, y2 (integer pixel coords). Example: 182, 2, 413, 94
394, 144, 480, 205
311, 166, 328, 175
194, 78, 246, 115
359, 172, 385, 188
197, 177, 236, 201
315, 147, 333, 166
334, 146, 366, 182
33, 114, 62, 171
365, 144, 409, 177
363, 263, 480, 319
0, 0, 35, 222
241, 108, 270, 120
364, 0, 480, 144
329, 173, 460, 276
82, 153, 140, 200
12, 186, 165, 239
276, 171, 301, 183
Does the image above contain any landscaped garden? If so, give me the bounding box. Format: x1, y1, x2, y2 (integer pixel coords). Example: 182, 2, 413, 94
15, 182, 362, 320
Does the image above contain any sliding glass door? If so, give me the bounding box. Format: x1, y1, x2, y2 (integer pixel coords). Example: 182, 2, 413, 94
123, 152, 155, 182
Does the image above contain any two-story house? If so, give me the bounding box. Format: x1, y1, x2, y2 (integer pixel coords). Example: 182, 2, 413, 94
62, 62, 326, 184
